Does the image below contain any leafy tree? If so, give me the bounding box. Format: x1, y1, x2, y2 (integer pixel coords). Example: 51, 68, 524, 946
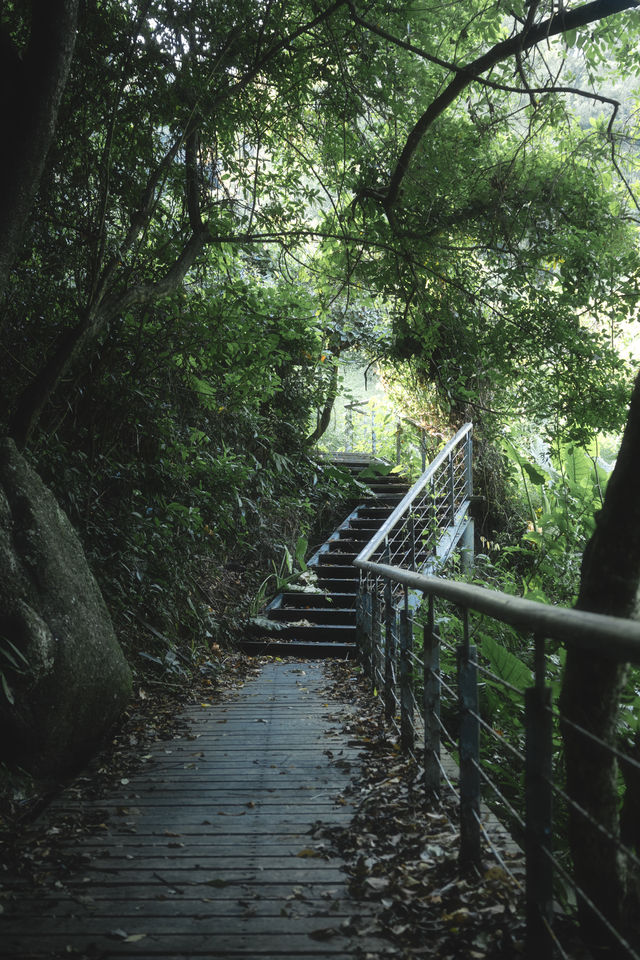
2, 0, 640, 941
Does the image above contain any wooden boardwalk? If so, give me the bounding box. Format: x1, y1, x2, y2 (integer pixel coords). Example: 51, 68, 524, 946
1, 662, 392, 959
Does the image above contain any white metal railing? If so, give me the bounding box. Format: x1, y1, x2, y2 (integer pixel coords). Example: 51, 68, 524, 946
337, 400, 443, 475
356, 422, 473, 577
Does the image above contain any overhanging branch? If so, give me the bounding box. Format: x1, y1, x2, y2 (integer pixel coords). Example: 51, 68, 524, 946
375, 0, 638, 207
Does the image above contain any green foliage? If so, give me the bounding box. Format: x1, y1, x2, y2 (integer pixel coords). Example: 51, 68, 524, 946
1, 0, 639, 684
250, 535, 309, 615
14, 247, 355, 671
497, 433, 612, 605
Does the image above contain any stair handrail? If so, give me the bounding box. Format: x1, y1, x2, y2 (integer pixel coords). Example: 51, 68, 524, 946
355, 421, 473, 570
353, 560, 640, 662
353, 555, 640, 959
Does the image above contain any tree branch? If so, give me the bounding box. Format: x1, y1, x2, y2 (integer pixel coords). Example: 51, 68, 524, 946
376, 0, 638, 207
209, 0, 350, 111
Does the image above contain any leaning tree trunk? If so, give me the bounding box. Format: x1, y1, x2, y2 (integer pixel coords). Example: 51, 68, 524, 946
306, 356, 340, 446
0, 0, 79, 302
559, 367, 640, 947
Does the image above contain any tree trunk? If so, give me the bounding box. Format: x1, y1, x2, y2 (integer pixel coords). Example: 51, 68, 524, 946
9, 230, 207, 449
306, 358, 340, 446
559, 367, 640, 946
0, 0, 79, 301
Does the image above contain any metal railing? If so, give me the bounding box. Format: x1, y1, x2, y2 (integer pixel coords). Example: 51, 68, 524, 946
339, 400, 443, 476
356, 422, 473, 581
353, 561, 640, 959
394, 416, 437, 473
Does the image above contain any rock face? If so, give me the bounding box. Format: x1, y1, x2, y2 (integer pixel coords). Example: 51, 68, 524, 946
0, 438, 132, 777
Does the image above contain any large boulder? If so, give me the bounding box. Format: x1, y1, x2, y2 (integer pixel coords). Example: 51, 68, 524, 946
0, 438, 131, 777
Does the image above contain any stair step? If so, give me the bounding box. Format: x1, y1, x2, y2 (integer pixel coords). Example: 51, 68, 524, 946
268, 608, 356, 626
318, 552, 357, 566
336, 543, 369, 554
243, 459, 414, 660
366, 483, 410, 494
279, 591, 356, 608
249, 623, 356, 642
317, 577, 359, 593
332, 535, 384, 549
239, 639, 356, 659
312, 564, 358, 580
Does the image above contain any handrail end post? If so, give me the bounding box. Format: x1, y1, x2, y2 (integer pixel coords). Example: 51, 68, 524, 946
458, 641, 481, 868
399, 609, 414, 753
524, 683, 554, 959
423, 608, 441, 802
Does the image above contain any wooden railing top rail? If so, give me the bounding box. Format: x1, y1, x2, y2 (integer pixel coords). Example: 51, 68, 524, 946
356, 421, 473, 565
355, 560, 640, 664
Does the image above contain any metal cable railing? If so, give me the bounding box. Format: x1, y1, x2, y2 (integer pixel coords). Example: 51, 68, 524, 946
354, 529, 640, 959
331, 401, 442, 477
356, 422, 473, 584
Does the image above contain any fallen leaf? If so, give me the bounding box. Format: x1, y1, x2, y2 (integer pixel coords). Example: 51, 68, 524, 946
308, 927, 339, 940
365, 876, 390, 892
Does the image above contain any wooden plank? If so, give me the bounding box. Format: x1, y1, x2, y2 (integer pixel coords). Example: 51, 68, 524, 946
1, 662, 392, 959
0, 933, 388, 958
3, 896, 368, 919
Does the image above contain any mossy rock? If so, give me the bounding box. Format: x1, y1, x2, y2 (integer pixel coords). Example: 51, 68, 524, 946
0, 438, 131, 777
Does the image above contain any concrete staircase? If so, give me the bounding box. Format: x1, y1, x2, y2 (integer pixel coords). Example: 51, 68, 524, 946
241, 455, 409, 658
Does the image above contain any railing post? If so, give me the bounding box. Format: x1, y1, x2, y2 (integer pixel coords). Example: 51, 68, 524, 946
371, 584, 382, 694
420, 429, 427, 472
423, 594, 441, 800
399, 598, 414, 753
525, 634, 554, 959
465, 428, 473, 499
458, 608, 481, 867
383, 545, 396, 721
356, 580, 369, 671
396, 422, 402, 465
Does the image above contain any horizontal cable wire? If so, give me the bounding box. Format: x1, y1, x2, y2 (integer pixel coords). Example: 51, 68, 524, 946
438, 675, 457, 699
552, 709, 640, 774
435, 752, 459, 800
474, 713, 526, 764
389, 714, 401, 739
472, 759, 525, 830
543, 848, 640, 960
548, 781, 640, 871
539, 911, 573, 960
472, 809, 524, 892
475, 660, 528, 698
431, 709, 457, 748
